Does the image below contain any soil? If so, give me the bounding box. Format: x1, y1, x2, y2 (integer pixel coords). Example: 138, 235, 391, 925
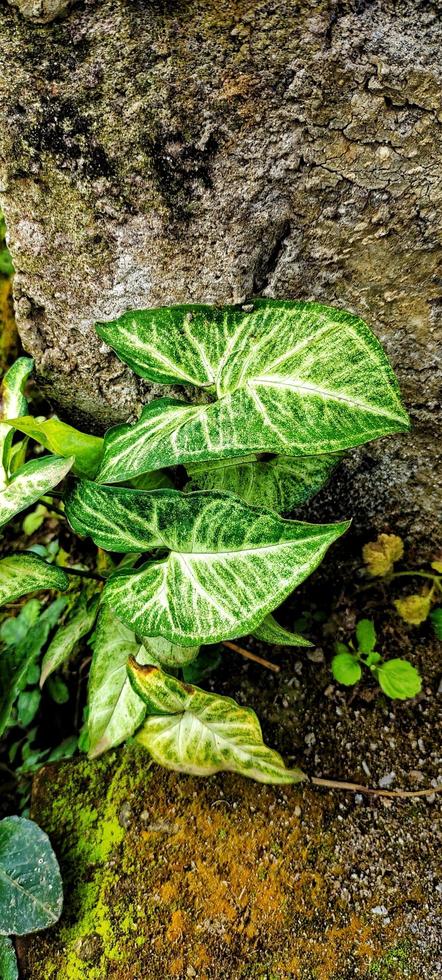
16, 533, 442, 980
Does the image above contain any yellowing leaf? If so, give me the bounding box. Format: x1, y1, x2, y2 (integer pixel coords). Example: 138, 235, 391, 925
362, 533, 404, 577
394, 593, 431, 626
129, 661, 306, 784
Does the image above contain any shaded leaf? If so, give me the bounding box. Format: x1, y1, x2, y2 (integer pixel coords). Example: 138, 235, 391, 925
430, 607, 442, 640
376, 659, 422, 700
331, 652, 362, 686
87, 607, 156, 759
0, 455, 74, 528
0, 936, 18, 979
0, 816, 63, 935
95, 300, 409, 483
252, 613, 311, 647
0, 598, 67, 736
0, 554, 69, 608
186, 452, 341, 513
65, 481, 349, 646
17, 690, 41, 727
40, 594, 100, 687
129, 661, 306, 784
142, 635, 200, 667
7, 416, 103, 480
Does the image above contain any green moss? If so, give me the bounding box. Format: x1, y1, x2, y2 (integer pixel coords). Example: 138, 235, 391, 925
368, 941, 413, 978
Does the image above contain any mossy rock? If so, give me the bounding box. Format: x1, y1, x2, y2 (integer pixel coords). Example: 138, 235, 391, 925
18, 744, 438, 979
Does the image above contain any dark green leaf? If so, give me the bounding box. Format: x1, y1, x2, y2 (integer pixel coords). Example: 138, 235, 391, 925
0, 936, 18, 979
0, 816, 63, 935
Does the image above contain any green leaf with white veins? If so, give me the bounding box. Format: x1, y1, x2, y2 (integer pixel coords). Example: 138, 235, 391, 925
186, 452, 341, 513
142, 635, 200, 667
0, 553, 68, 607
95, 300, 409, 483
252, 613, 312, 647
87, 606, 158, 758
65, 481, 349, 646
129, 661, 306, 783
0, 455, 74, 528
0, 357, 33, 487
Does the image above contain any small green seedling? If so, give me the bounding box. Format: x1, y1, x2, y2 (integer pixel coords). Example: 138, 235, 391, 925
331, 619, 422, 700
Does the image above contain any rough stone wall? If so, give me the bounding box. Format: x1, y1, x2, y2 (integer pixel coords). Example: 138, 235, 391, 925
0, 0, 441, 544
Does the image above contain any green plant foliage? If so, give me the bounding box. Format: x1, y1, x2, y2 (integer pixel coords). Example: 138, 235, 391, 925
95, 300, 409, 483
331, 651, 362, 685
6, 416, 103, 480
86, 607, 157, 758
331, 619, 422, 700
430, 607, 442, 640
129, 660, 306, 784
375, 659, 422, 700
0, 553, 68, 606
186, 452, 341, 513
0, 597, 67, 736
0, 357, 33, 488
355, 618, 376, 654
252, 612, 311, 647
142, 635, 201, 666
0, 936, 18, 980
0, 816, 63, 934
40, 594, 100, 687
0, 209, 14, 277
0, 455, 74, 528
65, 481, 348, 645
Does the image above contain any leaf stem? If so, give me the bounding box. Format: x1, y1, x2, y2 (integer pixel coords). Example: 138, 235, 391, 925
390, 570, 442, 591
222, 640, 280, 673
63, 566, 105, 583
40, 497, 66, 519
310, 776, 442, 799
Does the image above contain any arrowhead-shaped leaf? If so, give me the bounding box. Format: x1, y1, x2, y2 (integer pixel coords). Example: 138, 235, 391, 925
0, 937, 18, 979
252, 613, 312, 647
95, 300, 409, 483
0, 816, 63, 935
0, 554, 69, 607
40, 595, 100, 687
65, 481, 349, 646
186, 452, 341, 513
0, 357, 33, 487
87, 606, 156, 758
129, 661, 306, 783
6, 416, 103, 480
0, 455, 74, 528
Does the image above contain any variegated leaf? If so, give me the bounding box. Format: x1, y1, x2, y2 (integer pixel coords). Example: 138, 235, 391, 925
252, 613, 311, 647
7, 416, 103, 480
129, 661, 305, 784
0, 357, 33, 488
0, 554, 69, 607
95, 300, 409, 483
0, 455, 74, 528
40, 595, 100, 687
143, 635, 200, 667
65, 481, 348, 646
87, 606, 157, 758
0, 816, 63, 935
186, 452, 341, 513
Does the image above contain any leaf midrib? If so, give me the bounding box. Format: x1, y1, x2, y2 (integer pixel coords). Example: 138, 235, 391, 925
0, 863, 59, 924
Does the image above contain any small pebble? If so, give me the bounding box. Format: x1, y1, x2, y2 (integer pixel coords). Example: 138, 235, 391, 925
379, 772, 396, 789
371, 905, 388, 916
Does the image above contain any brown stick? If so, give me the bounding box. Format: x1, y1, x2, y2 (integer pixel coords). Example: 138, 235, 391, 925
222, 640, 280, 673
310, 776, 442, 799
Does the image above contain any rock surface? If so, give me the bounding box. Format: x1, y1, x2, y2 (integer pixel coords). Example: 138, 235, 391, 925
0, 0, 441, 544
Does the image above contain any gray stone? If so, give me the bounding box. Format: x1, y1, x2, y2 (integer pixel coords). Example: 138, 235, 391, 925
0, 0, 440, 546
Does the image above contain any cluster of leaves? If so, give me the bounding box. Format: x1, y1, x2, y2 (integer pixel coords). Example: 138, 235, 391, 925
0, 300, 411, 785
0, 816, 63, 977
331, 619, 421, 699
363, 533, 442, 632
